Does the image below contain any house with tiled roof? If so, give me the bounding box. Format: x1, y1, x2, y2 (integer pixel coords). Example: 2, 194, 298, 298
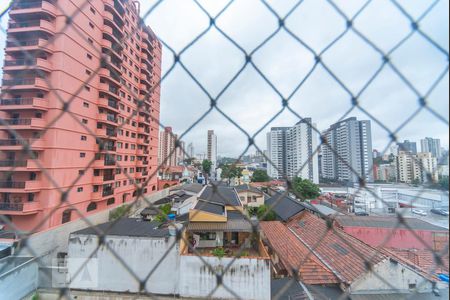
260, 211, 436, 296
235, 184, 266, 208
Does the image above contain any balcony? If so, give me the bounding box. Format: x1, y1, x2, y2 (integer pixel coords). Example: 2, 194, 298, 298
0, 97, 48, 111
98, 113, 118, 126
2, 77, 50, 92
98, 83, 120, 100
0, 180, 40, 192
99, 67, 121, 86
104, 11, 123, 34
96, 127, 117, 139
101, 39, 122, 59
103, 26, 122, 47
0, 201, 41, 215
91, 191, 102, 202
0, 139, 44, 150
0, 118, 45, 130
138, 127, 150, 135
0, 159, 40, 171
8, 19, 55, 35
102, 189, 114, 197
92, 176, 103, 185
104, 0, 124, 21
6, 38, 54, 54
10, 1, 56, 18
93, 159, 116, 168
103, 174, 115, 182
3, 58, 51, 72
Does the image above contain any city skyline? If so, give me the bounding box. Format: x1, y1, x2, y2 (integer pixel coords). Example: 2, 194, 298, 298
0, 1, 448, 157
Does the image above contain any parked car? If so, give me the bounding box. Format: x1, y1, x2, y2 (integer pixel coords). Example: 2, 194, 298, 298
355, 211, 369, 216
412, 209, 427, 216
430, 209, 449, 216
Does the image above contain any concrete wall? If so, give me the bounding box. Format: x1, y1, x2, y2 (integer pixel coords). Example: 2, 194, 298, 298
0, 257, 38, 300
350, 259, 433, 294
179, 255, 271, 300
16, 189, 170, 266
67, 234, 179, 295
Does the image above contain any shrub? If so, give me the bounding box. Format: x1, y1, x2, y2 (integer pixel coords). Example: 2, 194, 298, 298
212, 247, 225, 258
109, 205, 129, 221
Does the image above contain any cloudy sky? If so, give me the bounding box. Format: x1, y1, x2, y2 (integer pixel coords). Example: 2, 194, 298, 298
1, 0, 448, 158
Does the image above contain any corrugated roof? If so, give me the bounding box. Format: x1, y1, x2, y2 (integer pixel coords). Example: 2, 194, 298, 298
335, 215, 447, 231
187, 219, 254, 232
199, 186, 241, 207
260, 221, 340, 285
171, 183, 204, 194
72, 218, 169, 238
235, 184, 263, 194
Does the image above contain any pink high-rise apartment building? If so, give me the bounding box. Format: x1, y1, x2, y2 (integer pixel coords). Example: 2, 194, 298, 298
0, 0, 161, 232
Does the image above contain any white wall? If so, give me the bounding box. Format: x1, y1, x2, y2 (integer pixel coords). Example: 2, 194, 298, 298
179, 255, 271, 300
16, 189, 170, 266
67, 234, 179, 295
350, 260, 433, 294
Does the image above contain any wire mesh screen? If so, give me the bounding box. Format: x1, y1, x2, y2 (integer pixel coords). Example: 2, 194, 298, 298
0, 0, 448, 299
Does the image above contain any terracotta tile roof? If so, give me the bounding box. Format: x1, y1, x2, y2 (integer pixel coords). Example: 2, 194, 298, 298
260, 221, 339, 285
384, 248, 449, 276
287, 212, 387, 284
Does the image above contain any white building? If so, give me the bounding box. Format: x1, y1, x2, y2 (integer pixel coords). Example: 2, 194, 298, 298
421, 137, 441, 159
417, 152, 439, 183
397, 151, 422, 183
207, 130, 218, 172
266, 118, 319, 183
321, 117, 373, 183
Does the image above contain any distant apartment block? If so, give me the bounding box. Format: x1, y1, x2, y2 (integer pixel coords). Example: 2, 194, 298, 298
397, 140, 417, 154
321, 117, 373, 183
421, 137, 441, 159
396, 151, 438, 183
207, 130, 217, 169
0, 0, 161, 231
267, 119, 319, 183
158, 127, 177, 166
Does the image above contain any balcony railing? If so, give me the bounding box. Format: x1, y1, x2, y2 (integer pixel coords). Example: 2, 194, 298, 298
0, 139, 39, 146
12, 1, 52, 9
1, 98, 39, 105
2, 78, 36, 86
103, 174, 115, 181
0, 160, 27, 167
9, 20, 41, 29
4, 59, 38, 67
0, 118, 33, 125
0, 181, 25, 189
104, 160, 116, 166
0, 202, 24, 211
102, 189, 114, 197
108, 99, 118, 109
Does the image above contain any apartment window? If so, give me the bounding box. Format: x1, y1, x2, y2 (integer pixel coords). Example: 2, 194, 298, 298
87, 202, 97, 212
84, 85, 91, 92
116, 168, 122, 174
35, 112, 42, 118
117, 142, 123, 149
115, 182, 121, 188
62, 210, 72, 224
107, 198, 115, 205
88, 38, 94, 44
90, 6, 96, 14
81, 135, 87, 141
80, 153, 86, 158
130, 156, 135, 161
89, 22, 94, 29
93, 185, 99, 192
82, 119, 88, 124
79, 170, 85, 175
86, 69, 91, 75
86, 53, 93, 60
125, 143, 129, 149
83, 102, 89, 108
130, 168, 134, 173
123, 180, 127, 186
131, 144, 135, 150
116, 155, 122, 161
77, 187, 83, 192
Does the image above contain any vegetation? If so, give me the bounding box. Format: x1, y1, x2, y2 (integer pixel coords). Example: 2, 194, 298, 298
31, 293, 40, 300
291, 177, 321, 200
439, 177, 449, 190
247, 206, 258, 217
154, 204, 172, 222
109, 205, 130, 221
212, 247, 225, 258
202, 159, 213, 176
220, 164, 243, 183
256, 205, 277, 221
251, 169, 270, 182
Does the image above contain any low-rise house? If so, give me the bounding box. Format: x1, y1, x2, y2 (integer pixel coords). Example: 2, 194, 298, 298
260, 211, 437, 296
265, 192, 317, 222
235, 184, 266, 208
334, 215, 449, 251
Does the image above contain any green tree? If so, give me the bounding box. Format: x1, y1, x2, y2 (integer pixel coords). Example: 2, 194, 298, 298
109, 205, 130, 221
220, 164, 243, 184
291, 177, 321, 200
251, 170, 270, 182
256, 205, 277, 221
202, 160, 213, 176
160, 203, 172, 215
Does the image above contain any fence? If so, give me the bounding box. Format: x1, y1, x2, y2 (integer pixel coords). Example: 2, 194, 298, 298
0, 0, 448, 299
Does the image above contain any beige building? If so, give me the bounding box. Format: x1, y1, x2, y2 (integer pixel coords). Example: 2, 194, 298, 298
158, 127, 177, 166
417, 152, 439, 183
397, 151, 438, 183
235, 184, 265, 208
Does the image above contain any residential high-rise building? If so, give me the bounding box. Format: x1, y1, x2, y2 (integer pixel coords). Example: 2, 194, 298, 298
396, 152, 434, 183
421, 137, 441, 159
417, 152, 439, 183
187, 143, 194, 159
266, 119, 319, 183
397, 140, 417, 154
267, 127, 289, 180
176, 140, 185, 165
286, 119, 319, 183
158, 127, 177, 167
0, 0, 161, 232
321, 117, 373, 183
207, 130, 217, 170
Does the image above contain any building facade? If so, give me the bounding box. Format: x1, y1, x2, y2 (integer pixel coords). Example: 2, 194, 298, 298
321, 117, 373, 183
207, 130, 217, 170
267, 119, 318, 183
158, 127, 177, 167
0, 0, 161, 231
397, 151, 439, 183
421, 137, 441, 159
397, 140, 417, 154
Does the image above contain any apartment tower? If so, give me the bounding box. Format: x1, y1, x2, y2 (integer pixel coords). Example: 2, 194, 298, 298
421, 137, 441, 159
207, 130, 217, 170
321, 117, 373, 183
0, 0, 162, 231
158, 127, 177, 167
267, 118, 319, 183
